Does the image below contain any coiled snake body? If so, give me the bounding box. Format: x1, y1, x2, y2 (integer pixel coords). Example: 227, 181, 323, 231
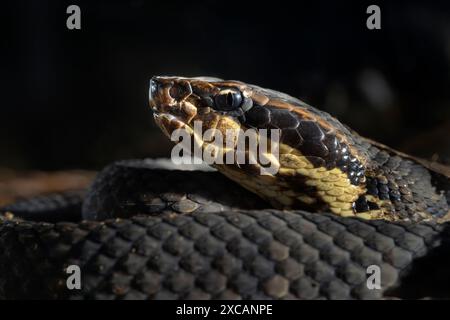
1, 77, 449, 299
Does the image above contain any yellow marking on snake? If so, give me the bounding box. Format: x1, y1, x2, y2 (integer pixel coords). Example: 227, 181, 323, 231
159, 110, 401, 221
209, 139, 369, 217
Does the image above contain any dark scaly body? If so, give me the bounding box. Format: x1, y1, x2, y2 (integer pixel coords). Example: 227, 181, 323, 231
149, 76, 449, 222
1, 160, 450, 299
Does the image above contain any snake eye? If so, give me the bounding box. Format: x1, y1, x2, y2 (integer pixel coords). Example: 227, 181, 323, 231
214, 89, 243, 111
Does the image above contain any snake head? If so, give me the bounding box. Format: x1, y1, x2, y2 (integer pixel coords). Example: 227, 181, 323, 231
149, 76, 252, 138
149, 76, 365, 180
149, 76, 370, 213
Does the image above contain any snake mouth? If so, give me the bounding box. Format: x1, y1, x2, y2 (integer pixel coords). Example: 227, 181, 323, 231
152, 111, 190, 139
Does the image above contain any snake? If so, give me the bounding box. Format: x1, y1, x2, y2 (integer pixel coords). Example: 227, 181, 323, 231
1, 76, 449, 299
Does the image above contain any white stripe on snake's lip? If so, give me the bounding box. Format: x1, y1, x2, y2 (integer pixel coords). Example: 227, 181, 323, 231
152, 111, 190, 136
152, 111, 181, 123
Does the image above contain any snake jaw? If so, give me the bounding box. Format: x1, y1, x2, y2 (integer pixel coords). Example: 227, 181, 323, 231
153, 112, 187, 138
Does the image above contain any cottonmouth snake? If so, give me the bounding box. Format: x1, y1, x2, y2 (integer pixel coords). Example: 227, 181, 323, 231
1, 76, 449, 299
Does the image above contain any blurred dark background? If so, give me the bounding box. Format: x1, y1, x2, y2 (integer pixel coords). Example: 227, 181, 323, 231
1, 0, 450, 171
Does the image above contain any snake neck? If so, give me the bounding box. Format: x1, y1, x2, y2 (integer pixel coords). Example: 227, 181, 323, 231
212, 137, 449, 223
